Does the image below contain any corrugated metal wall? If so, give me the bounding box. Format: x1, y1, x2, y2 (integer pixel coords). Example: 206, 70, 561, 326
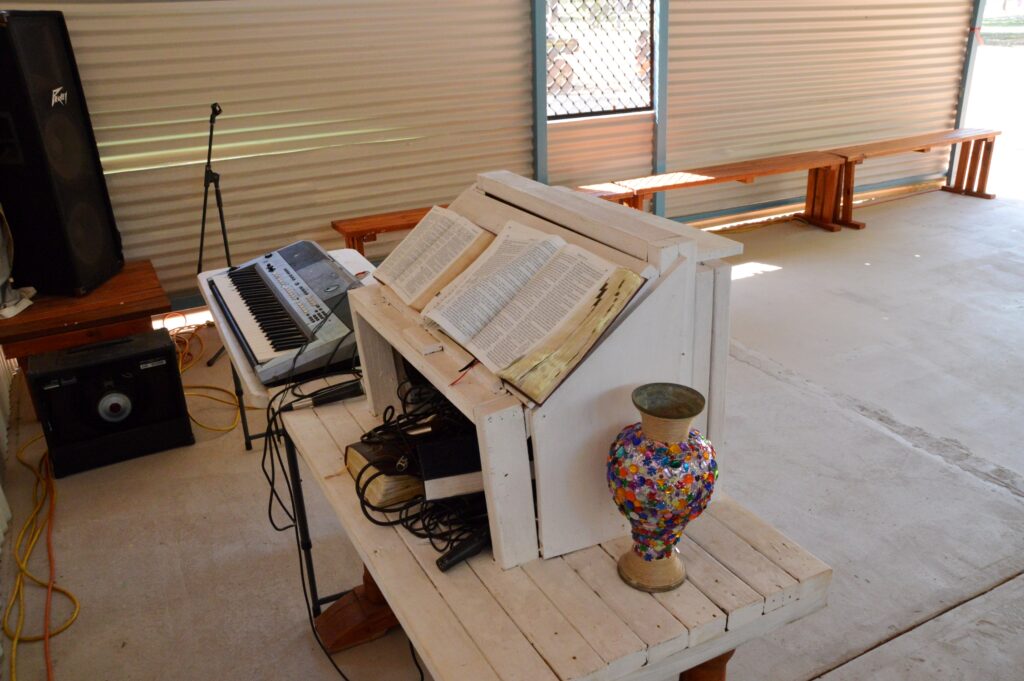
6, 1, 533, 294
547, 113, 653, 189
664, 0, 973, 219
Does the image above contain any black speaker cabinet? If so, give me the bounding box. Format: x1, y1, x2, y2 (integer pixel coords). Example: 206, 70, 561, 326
0, 10, 123, 296
27, 329, 194, 478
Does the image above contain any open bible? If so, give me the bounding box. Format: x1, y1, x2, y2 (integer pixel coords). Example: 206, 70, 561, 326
372, 206, 494, 311
422, 222, 644, 403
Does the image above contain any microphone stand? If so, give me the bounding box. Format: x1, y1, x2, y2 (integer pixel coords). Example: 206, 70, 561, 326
197, 103, 232, 366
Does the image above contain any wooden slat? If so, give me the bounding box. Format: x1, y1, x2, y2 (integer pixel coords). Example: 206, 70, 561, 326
690, 265, 714, 436
953, 140, 972, 192
601, 537, 726, 648
521, 558, 647, 676
706, 495, 832, 603
563, 546, 690, 663
684, 514, 800, 613
965, 139, 983, 194
828, 128, 1001, 162
706, 260, 732, 442
474, 395, 539, 568
469, 555, 608, 681
676, 536, 764, 630
397, 533, 559, 681
283, 407, 503, 681
973, 138, 996, 197
620, 150, 843, 198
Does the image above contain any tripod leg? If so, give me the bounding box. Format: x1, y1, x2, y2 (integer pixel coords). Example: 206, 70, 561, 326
212, 177, 232, 267
197, 183, 211, 274
231, 364, 252, 451
206, 345, 226, 367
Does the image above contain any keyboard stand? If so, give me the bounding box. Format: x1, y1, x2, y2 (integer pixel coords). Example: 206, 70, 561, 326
197, 248, 376, 450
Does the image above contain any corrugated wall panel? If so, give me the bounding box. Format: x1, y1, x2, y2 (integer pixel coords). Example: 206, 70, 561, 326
664, 0, 973, 219
547, 113, 653, 189
6, 1, 533, 294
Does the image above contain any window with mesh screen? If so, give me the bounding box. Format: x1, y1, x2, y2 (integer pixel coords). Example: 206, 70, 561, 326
546, 0, 654, 119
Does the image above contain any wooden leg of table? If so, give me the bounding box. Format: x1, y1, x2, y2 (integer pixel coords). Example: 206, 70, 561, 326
966, 137, 996, 199
314, 566, 400, 654
965, 139, 983, 193
679, 650, 735, 681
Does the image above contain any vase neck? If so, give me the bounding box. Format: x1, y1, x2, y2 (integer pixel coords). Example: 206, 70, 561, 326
641, 412, 694, 443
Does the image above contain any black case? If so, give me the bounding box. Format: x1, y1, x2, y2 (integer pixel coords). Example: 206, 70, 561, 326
0, 10, 124, 295
26, 329, 194, 478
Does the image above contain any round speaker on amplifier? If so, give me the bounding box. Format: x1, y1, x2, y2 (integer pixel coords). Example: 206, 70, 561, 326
97, 391, 132, 423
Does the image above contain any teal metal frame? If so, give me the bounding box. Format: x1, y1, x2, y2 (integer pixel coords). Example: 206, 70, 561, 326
532, 0, 548, 184
948, 0, 987, 182
651, 0, 669, 216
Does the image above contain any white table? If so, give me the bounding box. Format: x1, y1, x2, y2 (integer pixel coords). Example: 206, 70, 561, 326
281, 396, 832, 681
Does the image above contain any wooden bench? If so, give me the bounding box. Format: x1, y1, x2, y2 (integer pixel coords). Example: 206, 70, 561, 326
616, 151, 849, 231
826, 128, 1001, 229
0, 260, 170, 366
330, 183, 641, 255
331, 205, 443, 255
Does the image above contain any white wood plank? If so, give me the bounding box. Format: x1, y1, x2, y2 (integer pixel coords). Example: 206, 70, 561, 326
707, 495, 833, 602
469, 555, 609, 681
521, 558, 647, 677
674, 536, 764, 630
529, 256, 695, 559
683, 513, 800, 613
397, 532, 559, 681
350, 296, 402, 417
449, 186, 655, 277
705, 260, 732, 442
562, 546, 690, 664
622, 588, 828, 681
601, 537, 727, 649
282, 406, 502, 681
348, 285, 505, 422
691, 264, 714, 436
474, 395, 539, 568
478, 171, 683, 265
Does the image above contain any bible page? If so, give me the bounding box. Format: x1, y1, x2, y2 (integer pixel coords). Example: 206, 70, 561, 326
372, 206, 485, 306
423, 221, 563, 346
466, 244, 617, 373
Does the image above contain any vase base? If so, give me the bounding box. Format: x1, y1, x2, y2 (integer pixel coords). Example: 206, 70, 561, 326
617, 549, 685, 592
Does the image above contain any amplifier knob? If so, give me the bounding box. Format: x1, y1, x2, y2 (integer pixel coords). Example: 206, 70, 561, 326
98, 392, 132, 423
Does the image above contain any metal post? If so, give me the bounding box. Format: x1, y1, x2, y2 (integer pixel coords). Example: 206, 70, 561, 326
532, 0, 548, 184
948, 0, 988, 182
652, 0, 670, 217
231, 364, 252, 451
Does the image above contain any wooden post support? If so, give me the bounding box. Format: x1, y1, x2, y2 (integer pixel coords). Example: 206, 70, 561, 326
968, 137, 997, 199
314, 567, 401, 654
679, 649, 735, 681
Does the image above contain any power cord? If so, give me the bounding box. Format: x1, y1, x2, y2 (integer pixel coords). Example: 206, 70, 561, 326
2, 431, 80, 681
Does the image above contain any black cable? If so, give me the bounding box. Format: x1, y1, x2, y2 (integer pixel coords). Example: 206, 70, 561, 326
409, 640, 425, 681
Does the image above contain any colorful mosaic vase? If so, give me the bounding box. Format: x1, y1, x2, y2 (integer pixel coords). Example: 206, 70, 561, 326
608, 383, 717, 592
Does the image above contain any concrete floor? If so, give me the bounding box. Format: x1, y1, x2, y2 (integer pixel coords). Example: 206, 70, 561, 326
3, 189, 1024, 680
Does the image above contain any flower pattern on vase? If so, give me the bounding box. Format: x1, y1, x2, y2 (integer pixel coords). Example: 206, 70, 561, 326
608, 422, 717, 561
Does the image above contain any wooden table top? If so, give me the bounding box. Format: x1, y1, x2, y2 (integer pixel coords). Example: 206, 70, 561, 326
283, 396, 832, 681
0, 260, 169, 345
620, 151, 845, 197
828, 128, 1002, 162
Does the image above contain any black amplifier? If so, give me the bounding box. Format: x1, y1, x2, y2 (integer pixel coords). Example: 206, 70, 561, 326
26, 329, 194, 478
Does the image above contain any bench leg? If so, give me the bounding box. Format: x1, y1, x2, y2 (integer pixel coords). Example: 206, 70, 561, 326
966, 137, 996, 199
679, 650, 735, 681
943, 140, 973, 195
836, 160, 865, 229
798, 167, 842, 232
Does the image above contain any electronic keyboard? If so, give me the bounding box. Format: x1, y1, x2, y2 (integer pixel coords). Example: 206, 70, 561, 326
208, 240, 362, 385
